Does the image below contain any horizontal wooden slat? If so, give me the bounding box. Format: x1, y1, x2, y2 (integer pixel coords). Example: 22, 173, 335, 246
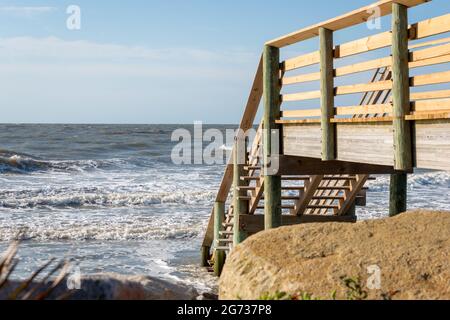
413, 13, 450, 40
410, 89, 450, 100
409, 36, 450, 49
335, 80, 392, 95
282, 72, 320, 85
283, 51, 320, 71
410, 42, 450, 62
276, 119, 322, 124
412, 99, 450, 112
336, 104, 392, 115
406, 112, 450, 120
335, 31, 391, 58
335, 57, 391, 77
410, 54, 450, 69
331, 117, 394, 123
282, 90, 321, 102
281, 109, 321, 118
411, 70, 450, 87
266, 0, 428, 48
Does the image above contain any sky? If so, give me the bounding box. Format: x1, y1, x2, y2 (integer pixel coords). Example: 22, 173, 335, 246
0, 0, 448, 124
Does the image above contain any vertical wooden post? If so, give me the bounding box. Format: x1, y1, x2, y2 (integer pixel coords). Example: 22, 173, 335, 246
319, 27, 336, 161
263, 45, 282, 230
233, 133, 249, 245
200, 246, 210, 267
392, 3, 412, 171
390, 3, 411, 216
213, 201, 225, 276
389, 172, 407, 216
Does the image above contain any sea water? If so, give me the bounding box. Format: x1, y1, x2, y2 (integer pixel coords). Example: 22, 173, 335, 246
0, 124, 448, 292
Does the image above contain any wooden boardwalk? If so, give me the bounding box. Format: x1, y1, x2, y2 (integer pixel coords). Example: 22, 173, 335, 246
201, 0, 450, 276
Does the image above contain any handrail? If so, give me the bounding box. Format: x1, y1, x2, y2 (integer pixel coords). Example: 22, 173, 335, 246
201, 56, 264, 248
266, 0, 429, 48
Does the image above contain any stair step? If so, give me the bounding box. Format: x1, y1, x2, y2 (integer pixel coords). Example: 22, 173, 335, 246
215, 246, 231, 251
311, 196, 344, 200
222, 222, 233, 227
282, 176, 310, 181
317, 186, 351, 190
238, 196, 252, 200
237, 186, 256, 191
322, 177, 357, 181
219, 231, 234, 235
307, 205, 340, 209
282, 187, 305, 191
257, 205, 295, 210
241, 176, 260, 181
244, 166, 261, 170
218, 238, 233, 243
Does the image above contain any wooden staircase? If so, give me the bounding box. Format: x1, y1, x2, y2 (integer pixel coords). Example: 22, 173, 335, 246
214, 67, 392, 254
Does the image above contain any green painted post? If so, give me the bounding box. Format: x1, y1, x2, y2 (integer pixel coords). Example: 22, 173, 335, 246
263, 45, 282, 230
390, 3, 411, 215
200, 246, 210, 267
319, 27, 336, 161
233, 133, 249, 246
213, 201, 225, 276
389, 173, 407, 216
392, 3, 412, 171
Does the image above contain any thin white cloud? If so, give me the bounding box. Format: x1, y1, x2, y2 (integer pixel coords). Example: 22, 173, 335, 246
0, 6, 56, 17
0, 36, 256, 67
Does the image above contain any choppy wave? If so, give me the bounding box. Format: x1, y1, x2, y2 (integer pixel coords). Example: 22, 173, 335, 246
367, 171, 450, 192
0, 188, 215, 209
0, 150, 152, 174
0, 222, 203, 241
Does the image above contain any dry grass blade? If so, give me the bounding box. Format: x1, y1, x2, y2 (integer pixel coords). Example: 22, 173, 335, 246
8, 258, 56, 300
34, 261, 71, 301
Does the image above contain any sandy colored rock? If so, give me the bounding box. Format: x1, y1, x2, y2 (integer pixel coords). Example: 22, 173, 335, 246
219, 211, 450, 300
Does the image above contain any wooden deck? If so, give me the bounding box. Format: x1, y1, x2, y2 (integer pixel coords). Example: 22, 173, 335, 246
201, 0, 450, 276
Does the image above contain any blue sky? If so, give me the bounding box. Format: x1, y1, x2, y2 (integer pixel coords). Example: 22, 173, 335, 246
0, 0, 448, 124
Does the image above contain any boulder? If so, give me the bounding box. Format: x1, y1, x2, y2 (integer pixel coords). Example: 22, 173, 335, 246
219, 211, 450, 300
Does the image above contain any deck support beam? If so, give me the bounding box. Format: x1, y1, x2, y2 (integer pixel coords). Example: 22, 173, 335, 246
389, 173, 408, 216
200, 246, 210, 267
392, 3, 412, 171
233, 133, 249, 246
319, 28, 336, 161
390, 3, 411, 215
213, 201, 226, 276
263, 45, 282, 230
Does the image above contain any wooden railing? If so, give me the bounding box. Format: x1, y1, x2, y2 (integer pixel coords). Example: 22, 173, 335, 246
201, 57, 263, 250
201, 0, 450, 267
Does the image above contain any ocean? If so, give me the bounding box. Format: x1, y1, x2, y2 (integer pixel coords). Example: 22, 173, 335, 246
0, 124, 449, 292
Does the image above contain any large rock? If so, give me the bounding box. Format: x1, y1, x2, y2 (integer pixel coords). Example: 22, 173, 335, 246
219, 211, 450, 300
2, 273, 200, 300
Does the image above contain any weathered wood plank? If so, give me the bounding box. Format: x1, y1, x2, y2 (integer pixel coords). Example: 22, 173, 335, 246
414, 120, 450, 171
392, 3, 412, 171
412, 13, 450, 40
283, 51, 320, 71
239, 214, 357, 234
410, 89, 450, 101
282, 90, 321, 102
320, 27, 336, 161
266, 0, 428, 48
263, 45, 282, 230
336, 123, 394, 166
411, 70, 450, 87
336, 80, 392, 95
283, 124, 322, 159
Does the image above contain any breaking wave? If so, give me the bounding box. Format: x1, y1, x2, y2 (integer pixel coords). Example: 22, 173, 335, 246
0, 189, 215, 209
0, 150, 152, 174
